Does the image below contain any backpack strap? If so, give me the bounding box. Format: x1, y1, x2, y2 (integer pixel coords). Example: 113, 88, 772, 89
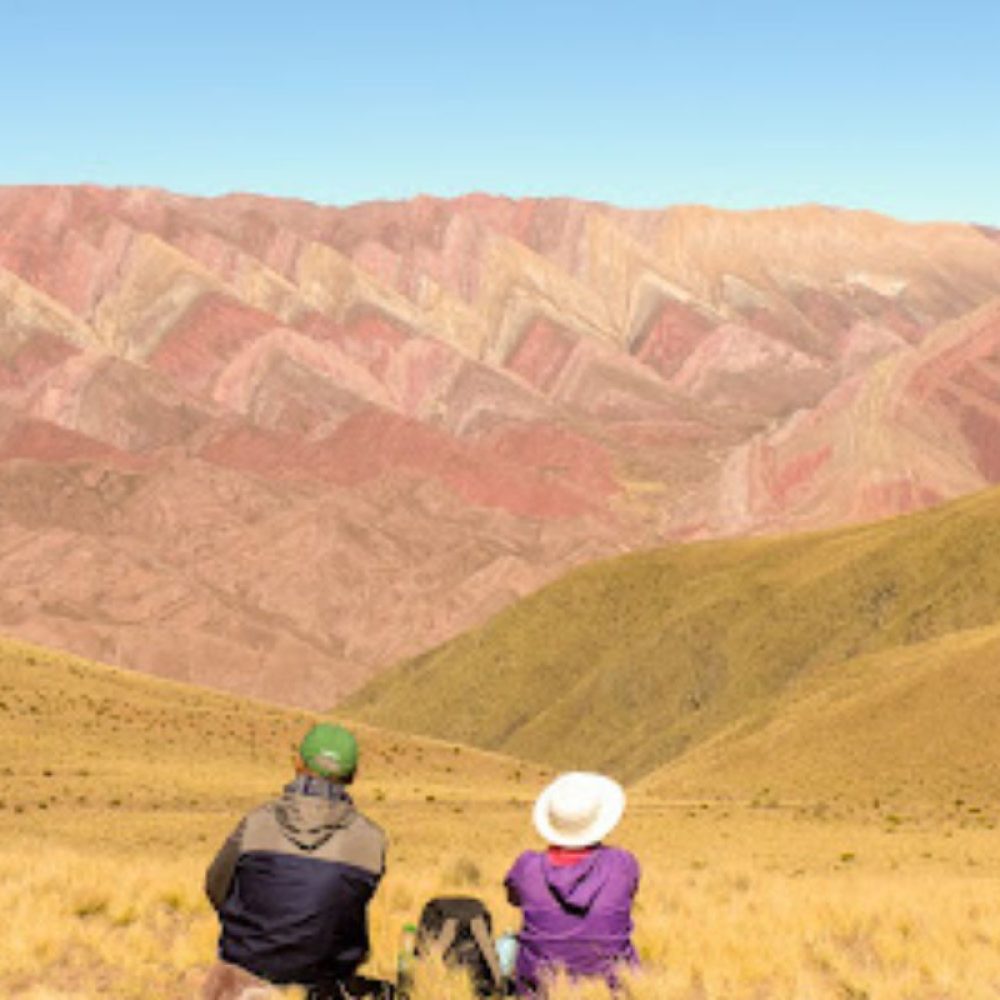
469, 913, 504, 989
434, 916, 460, 957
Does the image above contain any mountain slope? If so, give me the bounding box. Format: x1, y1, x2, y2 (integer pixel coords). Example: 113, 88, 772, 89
346, 485, 1000, 780
2, 185, 1000, 703
0, 632, 545, 851
637, 620, 1000, 805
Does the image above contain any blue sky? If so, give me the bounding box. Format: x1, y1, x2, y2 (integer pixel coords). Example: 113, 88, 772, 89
2, 1, 998, 223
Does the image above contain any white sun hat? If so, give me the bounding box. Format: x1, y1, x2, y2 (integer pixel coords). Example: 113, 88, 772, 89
532, 772, 626, 848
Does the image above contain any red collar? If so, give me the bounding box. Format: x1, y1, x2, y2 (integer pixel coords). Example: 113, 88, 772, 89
547, 845, 598, 867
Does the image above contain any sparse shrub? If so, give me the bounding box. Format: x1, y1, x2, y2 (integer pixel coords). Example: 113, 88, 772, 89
111, 905, 138, 928
444, 856, 482, 888
73, 895, 109, 919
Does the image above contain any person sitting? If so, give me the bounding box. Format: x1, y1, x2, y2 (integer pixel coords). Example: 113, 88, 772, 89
202, 723, 388, 999
504, 772, 639, 996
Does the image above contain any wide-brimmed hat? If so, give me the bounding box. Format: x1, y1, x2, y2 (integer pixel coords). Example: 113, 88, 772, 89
532, 772, 626, 848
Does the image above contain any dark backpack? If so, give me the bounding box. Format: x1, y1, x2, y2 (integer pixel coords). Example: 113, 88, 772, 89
307, 976, 396, 1000
415, 895, 505, 997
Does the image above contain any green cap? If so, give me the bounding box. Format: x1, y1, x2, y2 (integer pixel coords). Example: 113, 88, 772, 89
299, 723, 359, 779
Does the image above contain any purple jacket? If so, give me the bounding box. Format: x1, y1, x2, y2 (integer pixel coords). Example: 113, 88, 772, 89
504, 846, 639, 994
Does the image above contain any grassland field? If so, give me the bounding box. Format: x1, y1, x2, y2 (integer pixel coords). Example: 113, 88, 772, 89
5, 637, 1000, 998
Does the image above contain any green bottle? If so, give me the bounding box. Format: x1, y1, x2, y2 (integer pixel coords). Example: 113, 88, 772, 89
397, 922, 419, 997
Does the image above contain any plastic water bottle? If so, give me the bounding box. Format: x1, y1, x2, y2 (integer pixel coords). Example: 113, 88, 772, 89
397, 922, 419, 997
496, 931, 518, 978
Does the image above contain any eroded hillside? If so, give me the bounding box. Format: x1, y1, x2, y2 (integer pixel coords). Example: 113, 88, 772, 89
2, 186, 999, 701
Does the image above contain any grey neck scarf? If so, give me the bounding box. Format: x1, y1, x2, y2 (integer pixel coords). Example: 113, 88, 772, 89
285, 773, 350, 801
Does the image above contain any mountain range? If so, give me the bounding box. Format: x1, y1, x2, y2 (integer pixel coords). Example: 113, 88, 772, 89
1, 185, 999, 703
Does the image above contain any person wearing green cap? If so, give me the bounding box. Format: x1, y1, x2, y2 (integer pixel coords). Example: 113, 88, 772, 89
202, 722, 390, 999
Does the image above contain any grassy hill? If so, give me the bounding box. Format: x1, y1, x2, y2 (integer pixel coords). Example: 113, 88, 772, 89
345, 485, 1000, 783
0, 634, 553, 997
639, 619, 1000, 806
0, 634, 549, 851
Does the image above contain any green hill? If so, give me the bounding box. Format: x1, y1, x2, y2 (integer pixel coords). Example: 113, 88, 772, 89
639, 619, 1000, 806
345, 486, 1000, 782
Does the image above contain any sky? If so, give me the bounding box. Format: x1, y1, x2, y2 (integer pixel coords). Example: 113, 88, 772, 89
1, 0, 998, 223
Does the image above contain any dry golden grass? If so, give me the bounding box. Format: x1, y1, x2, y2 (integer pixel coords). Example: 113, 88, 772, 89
346, 484, 1000, 782
5, 637, 1000, 997
640, 620, 1000, 807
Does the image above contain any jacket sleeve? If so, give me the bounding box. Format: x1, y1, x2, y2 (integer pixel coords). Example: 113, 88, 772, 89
627, 851, 641, 897
504, 852, 526, 907
204, 818, 246, 911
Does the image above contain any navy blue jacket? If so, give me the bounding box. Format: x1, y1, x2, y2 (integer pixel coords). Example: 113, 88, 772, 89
205, 776, 386, 987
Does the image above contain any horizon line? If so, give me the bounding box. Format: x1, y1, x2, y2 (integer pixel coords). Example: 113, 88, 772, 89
2, 179, 996, 231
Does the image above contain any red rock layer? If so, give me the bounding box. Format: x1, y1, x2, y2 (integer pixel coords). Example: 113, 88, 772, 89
1, 185, 1000, 704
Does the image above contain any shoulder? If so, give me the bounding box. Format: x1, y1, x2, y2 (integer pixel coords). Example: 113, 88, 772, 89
334, 808, 387, 873
505, 849, 541, 883
249, 798, 280, 820
348, 809, 387, 849
239, 799, 280, 835
238, 797, 290, 850
604, 846, 640, 875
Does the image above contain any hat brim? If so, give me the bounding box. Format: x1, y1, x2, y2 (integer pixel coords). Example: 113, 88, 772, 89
532, 773, 626, 848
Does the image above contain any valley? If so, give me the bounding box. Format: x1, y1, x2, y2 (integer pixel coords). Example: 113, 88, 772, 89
5, 628, 1000, 998
3, 189, 1000, 998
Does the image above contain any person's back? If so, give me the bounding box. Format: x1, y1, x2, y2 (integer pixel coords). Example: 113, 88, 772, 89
504, 773, 639, 996
506, 845, 638, 987
203, 724, 387, 997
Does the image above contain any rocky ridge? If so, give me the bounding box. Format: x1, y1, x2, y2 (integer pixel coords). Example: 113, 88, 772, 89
1, 186, 999, 703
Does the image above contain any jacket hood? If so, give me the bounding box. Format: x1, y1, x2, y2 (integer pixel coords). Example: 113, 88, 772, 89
274, 788, 354, 851
543, 848, 608, 913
